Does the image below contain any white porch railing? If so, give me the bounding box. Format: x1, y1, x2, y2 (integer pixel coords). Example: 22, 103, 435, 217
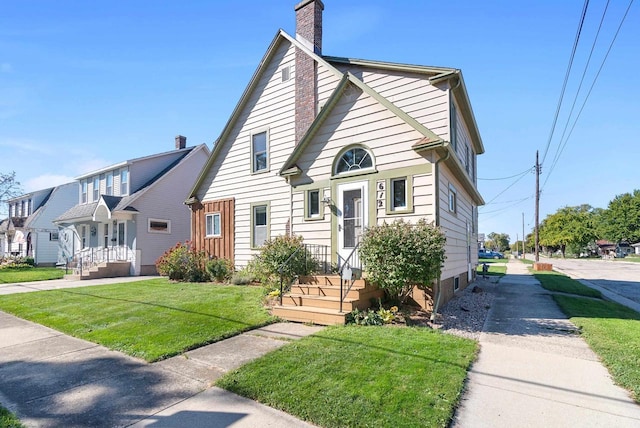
74, 246, 132, 274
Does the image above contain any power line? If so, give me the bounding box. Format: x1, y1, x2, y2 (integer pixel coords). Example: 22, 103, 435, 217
478, 167, 534, 181
543, 0, 635, 190
483, 170, 531, 206
541, 0, 590, 166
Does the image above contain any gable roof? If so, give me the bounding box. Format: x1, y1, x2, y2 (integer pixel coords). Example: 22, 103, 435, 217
56, 144, 208, 223
186, 29, 484, 204
326, 56, 484, 155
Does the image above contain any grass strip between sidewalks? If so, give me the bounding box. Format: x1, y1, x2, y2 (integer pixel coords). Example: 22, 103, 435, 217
0, 279, 274, 362
0, 267, 65, 283
217, 326, 478, 428
534, 270, 640, 402
532, 270, 601, 298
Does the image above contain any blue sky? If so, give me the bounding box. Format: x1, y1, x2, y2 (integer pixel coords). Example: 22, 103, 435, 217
1, 0, 638, 242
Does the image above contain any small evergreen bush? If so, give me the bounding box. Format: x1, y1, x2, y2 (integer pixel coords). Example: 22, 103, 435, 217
206, 257, 234, 282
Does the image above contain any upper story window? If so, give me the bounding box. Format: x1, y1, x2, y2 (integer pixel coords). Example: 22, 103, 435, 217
27, 199, 32, 216
334, 146, 374, 175
20, 200, 25, 216
120, 169, 128, 195
93, 176, 100, 201
81, 180, 88, 203
106, 172, 113, 196
251, 130, 268, 173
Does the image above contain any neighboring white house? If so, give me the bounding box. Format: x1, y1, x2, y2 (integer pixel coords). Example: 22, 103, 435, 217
186, 0, 484, 310
54, 136, 209, 276
0, 183, 77, 266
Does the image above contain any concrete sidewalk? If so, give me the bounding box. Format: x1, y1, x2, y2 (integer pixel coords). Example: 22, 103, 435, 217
0, 275, 160, 295
452, 259, 640, 427
0, 308, 321, 427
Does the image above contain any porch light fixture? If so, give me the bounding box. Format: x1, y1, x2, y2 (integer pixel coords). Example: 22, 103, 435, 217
322, 196, 332, 205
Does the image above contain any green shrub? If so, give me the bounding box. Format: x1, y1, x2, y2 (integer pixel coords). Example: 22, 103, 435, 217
248, 235, 318, 292
206, 257, 234, 282
155, 241, 209, 282
359, 219, 446, 302
24, 257, 35, 266
231, 267, 254, 285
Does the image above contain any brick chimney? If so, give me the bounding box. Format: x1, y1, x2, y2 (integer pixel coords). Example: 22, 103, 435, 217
175, 135, 186, 149
294, 0, 323, 144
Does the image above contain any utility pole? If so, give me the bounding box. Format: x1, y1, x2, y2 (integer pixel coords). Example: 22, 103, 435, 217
522, 212, 525, 259
535, 151, 540, 262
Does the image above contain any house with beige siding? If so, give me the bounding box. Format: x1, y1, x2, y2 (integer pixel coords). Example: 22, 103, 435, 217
54, 137, 209, 278
187, 0, 484, 323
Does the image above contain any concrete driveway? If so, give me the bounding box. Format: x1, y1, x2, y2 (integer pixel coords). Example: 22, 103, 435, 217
543, 257, 640, 310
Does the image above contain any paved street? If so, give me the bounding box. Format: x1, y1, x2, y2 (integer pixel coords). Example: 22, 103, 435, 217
541, 257, 640, 305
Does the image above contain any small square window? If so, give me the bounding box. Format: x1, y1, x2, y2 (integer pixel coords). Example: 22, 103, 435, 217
252, 131, 268, 173
50, 232, 59, 241
391, 178, 407, 211
206, 213, 221, 237
308, 190, 320, 217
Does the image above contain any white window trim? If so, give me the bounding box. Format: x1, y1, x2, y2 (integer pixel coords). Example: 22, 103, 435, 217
205, 213, 222, 237
148, 218, 171, 234
106, 172, 113, 196
250, 128, 270, 174
334, 146, 375, 176
449, 185, 457, 214
93, 177, 100, 201
120, 169, 129, 195
81, 180, 88, 204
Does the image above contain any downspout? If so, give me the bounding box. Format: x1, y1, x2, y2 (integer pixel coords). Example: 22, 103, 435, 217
431, 77, 459, 322
430, 149, 450, 322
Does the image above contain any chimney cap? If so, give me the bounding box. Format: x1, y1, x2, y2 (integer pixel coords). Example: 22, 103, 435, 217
294, 0, 324, 12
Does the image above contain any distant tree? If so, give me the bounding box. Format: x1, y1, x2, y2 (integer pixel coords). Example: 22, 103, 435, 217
486, 232, 510, 252
539, 205, 597, 257
600, 190, 640, 243
0, 172, 22, 216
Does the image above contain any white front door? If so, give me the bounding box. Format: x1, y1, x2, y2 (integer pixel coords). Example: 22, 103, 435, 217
337, 181, 368, 267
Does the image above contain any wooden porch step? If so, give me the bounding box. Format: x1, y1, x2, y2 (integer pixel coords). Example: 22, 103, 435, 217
298, 275, 366, 287
283, 294, 360, 311
272, 305, 347, 326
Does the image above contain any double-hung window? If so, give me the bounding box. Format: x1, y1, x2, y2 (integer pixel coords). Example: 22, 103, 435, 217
251, 131, 268, 173
205, 213, 221, 237
93, 176, 100, 201
120, 169, 128, 195
252, 204, 268, 247
81, 181, 88, 203
106, 172, 113, 196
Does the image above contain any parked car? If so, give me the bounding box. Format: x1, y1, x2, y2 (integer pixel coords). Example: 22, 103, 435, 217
479, 250, 504, 259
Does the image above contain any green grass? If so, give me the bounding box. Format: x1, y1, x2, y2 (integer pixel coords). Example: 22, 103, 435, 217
519, 258, 534, 265
478, 258, 506, 264
476, 264, 506, 276
0, 279, 274, 362
0, 267, 64, 283
217, 326, 477, 428
552, 294, 640, 402
0, 405, 24, 428
532, 270, 602, 298
617, 255, 640, 263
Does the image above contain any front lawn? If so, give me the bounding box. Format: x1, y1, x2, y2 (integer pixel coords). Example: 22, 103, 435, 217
217, 326, 477, 428
0, 267, 65, 283
533, 270, 601, 298
0, 279, 274, 362
531, 270, 640, 402
553, 295, 640, 402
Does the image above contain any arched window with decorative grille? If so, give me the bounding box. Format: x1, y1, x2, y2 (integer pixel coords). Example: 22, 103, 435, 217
334, 146, 374, 175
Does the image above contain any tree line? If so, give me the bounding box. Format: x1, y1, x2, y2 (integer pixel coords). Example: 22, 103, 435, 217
487, 189, 640, 257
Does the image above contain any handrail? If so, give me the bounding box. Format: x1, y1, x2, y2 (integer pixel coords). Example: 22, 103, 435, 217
339, 242, 361, 313
278, 243, 330, 306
